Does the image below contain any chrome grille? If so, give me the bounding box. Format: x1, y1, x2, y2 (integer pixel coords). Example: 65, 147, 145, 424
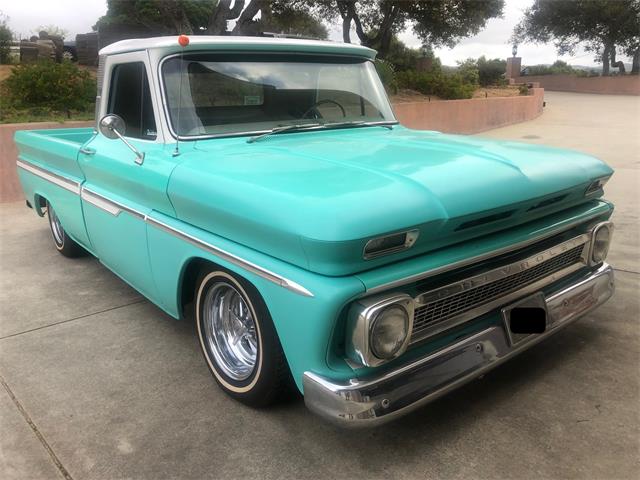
411, 244, 585, 341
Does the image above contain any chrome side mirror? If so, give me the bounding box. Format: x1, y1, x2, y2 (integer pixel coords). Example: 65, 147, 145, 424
98, 114, 125, 140
98, 114, 145, 165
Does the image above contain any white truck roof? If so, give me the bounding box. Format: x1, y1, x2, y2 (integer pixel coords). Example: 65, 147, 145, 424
99, 35, 377, 60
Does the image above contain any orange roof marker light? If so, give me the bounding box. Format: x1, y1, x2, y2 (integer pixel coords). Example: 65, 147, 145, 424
178, 35, 190, 47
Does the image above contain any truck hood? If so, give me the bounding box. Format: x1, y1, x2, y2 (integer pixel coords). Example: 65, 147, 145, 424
168, 126, 613, 275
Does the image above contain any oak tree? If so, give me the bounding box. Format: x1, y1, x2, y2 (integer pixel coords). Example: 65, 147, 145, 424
513, 0, 640, 75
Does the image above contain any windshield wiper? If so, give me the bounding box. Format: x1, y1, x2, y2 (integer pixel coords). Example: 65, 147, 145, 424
320, 120, 395, 130
247, 122, 321, 143
246, 120, 395, 144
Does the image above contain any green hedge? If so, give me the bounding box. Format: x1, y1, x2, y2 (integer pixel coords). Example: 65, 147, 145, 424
396, 69, 475, 100
374, 58, 398, 94
1, 61, 95, 123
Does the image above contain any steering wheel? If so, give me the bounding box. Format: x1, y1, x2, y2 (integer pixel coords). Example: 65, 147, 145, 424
302, 99, 346, 119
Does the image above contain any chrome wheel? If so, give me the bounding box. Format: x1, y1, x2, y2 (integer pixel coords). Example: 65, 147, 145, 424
49, 206, 64, 246
202, 282, 258, 381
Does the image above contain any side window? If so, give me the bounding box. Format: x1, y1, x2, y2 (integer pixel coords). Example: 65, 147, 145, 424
107, 62, 157, 140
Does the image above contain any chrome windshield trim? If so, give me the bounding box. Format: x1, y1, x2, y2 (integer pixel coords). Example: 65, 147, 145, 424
157, 52, 398, 141
16, 160, 80, 195
365, 209, 608, 296
174, 121, 400, 142
81, 187, 146, 220
146, 216, 314, 297
415, 234, 590, 306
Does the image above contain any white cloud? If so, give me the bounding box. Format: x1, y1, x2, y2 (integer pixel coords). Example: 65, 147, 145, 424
0, 0, 107, 40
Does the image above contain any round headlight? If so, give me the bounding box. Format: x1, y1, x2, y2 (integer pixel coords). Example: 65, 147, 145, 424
370, 305, 409, 360
592, 225, 611, 263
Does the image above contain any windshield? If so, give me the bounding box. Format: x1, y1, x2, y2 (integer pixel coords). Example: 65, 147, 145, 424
161, 53, 396, 138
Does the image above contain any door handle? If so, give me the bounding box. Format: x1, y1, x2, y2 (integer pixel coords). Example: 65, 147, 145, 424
79, 147, 96, 156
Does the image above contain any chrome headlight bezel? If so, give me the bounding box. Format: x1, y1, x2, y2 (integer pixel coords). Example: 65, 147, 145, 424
346, 293, 415, 367
585, 175, 611, 197
589, 221, 613, 265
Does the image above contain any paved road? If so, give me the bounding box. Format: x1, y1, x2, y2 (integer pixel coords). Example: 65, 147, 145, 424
1, 92, 639, 479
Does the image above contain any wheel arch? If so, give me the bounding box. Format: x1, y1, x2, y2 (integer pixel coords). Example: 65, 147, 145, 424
178, 256, 268, 322
33, 193, 48, 217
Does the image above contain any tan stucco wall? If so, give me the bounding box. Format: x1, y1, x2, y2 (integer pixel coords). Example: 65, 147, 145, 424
393, 87, 545, 135
514, 75, 640, 95
1, 91, 545, 202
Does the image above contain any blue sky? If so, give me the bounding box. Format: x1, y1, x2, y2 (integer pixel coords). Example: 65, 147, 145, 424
0, 0, 631, 67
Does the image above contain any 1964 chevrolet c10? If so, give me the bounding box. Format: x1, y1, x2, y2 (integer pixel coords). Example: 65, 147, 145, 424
15, 36, 615, 427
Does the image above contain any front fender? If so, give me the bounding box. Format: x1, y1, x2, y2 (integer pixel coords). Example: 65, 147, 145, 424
145, 211, 365, 391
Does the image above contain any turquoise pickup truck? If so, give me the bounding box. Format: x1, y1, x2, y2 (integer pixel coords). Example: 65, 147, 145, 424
15, 36, 615, 427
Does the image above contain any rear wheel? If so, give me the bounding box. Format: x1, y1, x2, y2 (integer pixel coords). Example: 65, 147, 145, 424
46, 201, 85, 257
196, 269, 293, 407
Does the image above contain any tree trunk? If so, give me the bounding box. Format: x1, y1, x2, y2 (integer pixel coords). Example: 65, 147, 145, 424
602, 43, 611, 75
208, 0, 246, 34
631, 48, 639, 75
342, 16, 352, 43
376, 5, 400, 57
347, 2, 369, 47
610, 46, 626, 74
232, 0, 262, 35
260, 0, 274, 33
336, 1, 352, 43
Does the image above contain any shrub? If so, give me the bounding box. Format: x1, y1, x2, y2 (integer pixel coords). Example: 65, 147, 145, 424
383, 36, 421, 72
523, 60, 581, 76
396, 68, 475, 100
456, 58, 480, 86
374, 58, 398, 94
476, 56, 506, 86
2, 61, 95, 115
0, 20, 12, 65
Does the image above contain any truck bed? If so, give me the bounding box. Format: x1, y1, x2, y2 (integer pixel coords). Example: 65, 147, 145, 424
14, 127, 96, 200
24, 127, 95, 146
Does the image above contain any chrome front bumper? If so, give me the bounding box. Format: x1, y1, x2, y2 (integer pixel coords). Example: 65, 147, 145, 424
303, 264, 615, 428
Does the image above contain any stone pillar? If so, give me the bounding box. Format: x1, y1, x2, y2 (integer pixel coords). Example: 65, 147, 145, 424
506, 57, 522, 79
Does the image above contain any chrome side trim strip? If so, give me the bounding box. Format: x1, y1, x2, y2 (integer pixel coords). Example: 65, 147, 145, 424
81, 187, 146, 220
366, 209, 607, 295
16, 160, 81, 195
146, 216, 314, 297
18, 159, 313, 297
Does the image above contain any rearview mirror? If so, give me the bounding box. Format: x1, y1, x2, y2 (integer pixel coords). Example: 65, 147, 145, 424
98, 114, 125, 140
98, 114, 145, 165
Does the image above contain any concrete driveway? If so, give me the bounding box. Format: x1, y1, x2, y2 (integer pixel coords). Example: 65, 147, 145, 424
1, 91, 638, 479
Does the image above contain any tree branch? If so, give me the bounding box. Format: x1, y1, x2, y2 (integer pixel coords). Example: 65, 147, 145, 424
232, 0, 263, 35
208, 0, 247, 34
336, 0, 352, 43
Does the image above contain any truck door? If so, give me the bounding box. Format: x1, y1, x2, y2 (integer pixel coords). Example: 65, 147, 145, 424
78, 54, 171, 300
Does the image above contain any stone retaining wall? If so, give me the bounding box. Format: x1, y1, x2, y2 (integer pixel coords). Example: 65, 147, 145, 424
514, 74, 640, 95
393, 87, 544, 134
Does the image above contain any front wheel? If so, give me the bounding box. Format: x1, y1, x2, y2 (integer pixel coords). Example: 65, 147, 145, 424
46, 201, 85, 258
196, 270, 293, 407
